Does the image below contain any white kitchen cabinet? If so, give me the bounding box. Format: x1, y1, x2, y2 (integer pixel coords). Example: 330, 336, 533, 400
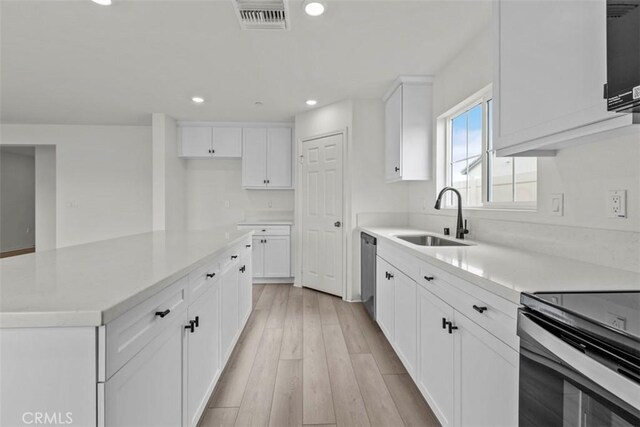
494, 0, 637, 156
179, 126, 242, 158
263, 236, 291, 277
239, 245, 253, 325
394, 271, 418, 379
221, 259, 240, 364
455, 312, 519, 427
376, 257, 395, 341
383, 76, 432, 182
242, 127, 293, 189
105, 310, 186, 427
240, 225, 292, 281
417, 286, 455, 427
186, 283, 221, 427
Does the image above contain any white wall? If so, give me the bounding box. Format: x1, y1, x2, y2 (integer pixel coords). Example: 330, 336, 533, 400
152, 113, 186, 231
35, 146, 56, 251
294, 99, 411, 300
408, 26, 640, 272
186, 159, 294, 230
0, 148, 36, 252
1, 124, 152, 248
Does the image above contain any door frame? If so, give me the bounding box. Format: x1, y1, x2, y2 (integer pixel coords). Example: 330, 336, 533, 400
295, 128, 350, 300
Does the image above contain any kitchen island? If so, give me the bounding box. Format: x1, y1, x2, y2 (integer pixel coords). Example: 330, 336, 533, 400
0, 229, 253, 427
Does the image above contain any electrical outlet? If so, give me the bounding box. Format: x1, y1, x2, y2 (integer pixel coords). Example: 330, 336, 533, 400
606, 313, 627, 331
550, 193, 564, 217
607, 190, 626, 218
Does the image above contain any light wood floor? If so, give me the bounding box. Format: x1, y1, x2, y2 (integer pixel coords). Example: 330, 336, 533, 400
200, 284, 440, 427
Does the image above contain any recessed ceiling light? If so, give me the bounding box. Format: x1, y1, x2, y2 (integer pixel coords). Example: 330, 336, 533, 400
303, 0, 326, 16
306, 99, 318, 106
191, 96, 205, 104
91, 0, 112, 5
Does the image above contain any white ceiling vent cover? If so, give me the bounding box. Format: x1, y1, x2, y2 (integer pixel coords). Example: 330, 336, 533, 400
232, 0, 290, 30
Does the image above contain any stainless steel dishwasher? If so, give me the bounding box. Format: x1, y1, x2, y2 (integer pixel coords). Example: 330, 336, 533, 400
361, 232, 377, 320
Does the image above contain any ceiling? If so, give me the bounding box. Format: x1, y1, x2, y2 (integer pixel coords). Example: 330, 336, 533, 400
0, 0, 491, 125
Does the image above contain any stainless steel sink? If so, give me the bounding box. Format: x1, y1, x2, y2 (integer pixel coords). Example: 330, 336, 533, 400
395, 234, 469, 247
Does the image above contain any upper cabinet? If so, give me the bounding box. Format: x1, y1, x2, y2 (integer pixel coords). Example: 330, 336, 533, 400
383, 76, 433, 182
180, 126, 242, 158
242, 127, 293, 189
493, 0, 638, 156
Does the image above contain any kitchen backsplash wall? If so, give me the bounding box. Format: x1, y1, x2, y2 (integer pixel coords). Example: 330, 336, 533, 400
185, 158, 294, 230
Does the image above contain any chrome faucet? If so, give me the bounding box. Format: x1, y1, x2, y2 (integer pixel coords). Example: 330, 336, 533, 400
434, 187, 469, 239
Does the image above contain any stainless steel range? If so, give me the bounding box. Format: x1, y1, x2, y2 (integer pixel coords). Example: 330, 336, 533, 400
517, 291, 640, 426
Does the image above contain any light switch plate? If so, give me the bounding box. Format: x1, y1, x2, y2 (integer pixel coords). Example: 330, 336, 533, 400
550, 193, 564, 216
607, 190, 627, 218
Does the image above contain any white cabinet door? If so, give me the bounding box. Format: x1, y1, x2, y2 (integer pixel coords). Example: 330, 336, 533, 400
375, 257, 394, 342
455, 312, 519, 427
238, 251, 252, 324
186, 284, 220, 427
385, 85, 402, 182
242, 128, 268, 188
394, 272, 417, 378
252, 236, 265, 277
263, 236, 291, 277
417, 286, 455, 427
267, 128, 292, 188
212, 127, 242, 158
494, 0, 625, 155
221, 262, 239, 364
181, 127, 212, 158
105, 311, 186, 427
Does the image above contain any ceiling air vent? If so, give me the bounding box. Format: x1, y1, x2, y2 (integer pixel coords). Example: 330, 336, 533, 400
232, 0, 290, 30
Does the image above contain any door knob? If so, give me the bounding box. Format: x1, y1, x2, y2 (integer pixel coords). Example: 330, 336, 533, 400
334, 221, 341, 227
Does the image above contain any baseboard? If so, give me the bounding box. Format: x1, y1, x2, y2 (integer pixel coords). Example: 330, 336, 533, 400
0, 247, 35, 259
253, 277, 295, 284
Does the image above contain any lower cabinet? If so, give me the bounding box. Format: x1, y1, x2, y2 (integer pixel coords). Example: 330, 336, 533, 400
105, 311, 186, 427
376, 241, 519, 427
186, 283, 221, 427
221, 259, 240, 364
417, 286, 455, 426
239, 225, 291, 280
102, 236, 252, 427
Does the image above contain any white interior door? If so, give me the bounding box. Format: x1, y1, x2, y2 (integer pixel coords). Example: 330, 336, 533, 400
301, 133, 343, 297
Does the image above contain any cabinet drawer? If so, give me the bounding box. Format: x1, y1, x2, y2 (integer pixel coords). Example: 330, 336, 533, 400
417, 262, 518, 350
237, 225, 290, 236
188, 261, 219, 303
378, 240, 420, 279
105, 277, 188, 379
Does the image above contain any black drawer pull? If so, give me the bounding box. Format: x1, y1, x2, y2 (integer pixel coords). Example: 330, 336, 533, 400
231, 255, 238, 259
424, 276, 434, 281
155, 309, 170, 318
447, 323, 458, 334
246, 244, 251, 248
194, 316, 199, 328
388, 272, 394, 279
473, 305, 487, 314
206, 273, 216, 279
442, 317, 448, 329
185, 320, 195, 333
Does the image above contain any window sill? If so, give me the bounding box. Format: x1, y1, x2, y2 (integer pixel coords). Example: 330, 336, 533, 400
440, 205, 537, 213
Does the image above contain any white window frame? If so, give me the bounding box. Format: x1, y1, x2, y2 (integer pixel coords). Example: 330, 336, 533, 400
441, 85, 537, 210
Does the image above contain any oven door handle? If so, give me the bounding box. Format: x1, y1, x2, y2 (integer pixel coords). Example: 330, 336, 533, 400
519, 313, 640, 411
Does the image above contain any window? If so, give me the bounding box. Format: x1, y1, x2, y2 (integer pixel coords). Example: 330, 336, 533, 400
444, 89, 537, 208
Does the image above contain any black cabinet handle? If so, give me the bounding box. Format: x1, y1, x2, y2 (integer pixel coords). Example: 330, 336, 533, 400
194, 316, 199, 328
185, 320, 195, 333
263, 180, 267, 184
388, 272, 394, 279
266, 180, 270, 184
231, 255, 238, 259
246, 244, 251, 248
240, 265, 246, 273
212, 149, 215, 154
394, 166, 400, 172
155, 309, 170, 318
424, 276, 434, 281
261, 229, 267, 232
206, 273, 216, 279
473, 305, 488, 314
448, 323, 458, 334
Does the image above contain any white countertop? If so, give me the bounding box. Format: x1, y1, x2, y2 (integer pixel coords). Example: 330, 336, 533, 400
0, 229, 252, 328
361, 226, 640, 304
